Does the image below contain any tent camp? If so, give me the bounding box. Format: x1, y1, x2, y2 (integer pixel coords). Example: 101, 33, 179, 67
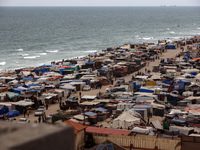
113, 111, 140, 129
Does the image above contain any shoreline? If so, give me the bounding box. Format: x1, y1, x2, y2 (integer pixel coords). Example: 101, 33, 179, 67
0, 35, 199, 72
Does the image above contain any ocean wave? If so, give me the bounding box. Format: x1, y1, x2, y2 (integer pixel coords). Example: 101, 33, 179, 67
169, 31, 175, 34
0, 62, 6, 66
21, 54, 29, 56
16, 48, 23, 51
23, 56, 40, 59
197, 28, 200, 30
142, 37, 153, 40
39, 53, 47, 55
166, 28, 170, 30
83, 50, 97, 53
135, 35, 139, 37
46, 50, 58, 53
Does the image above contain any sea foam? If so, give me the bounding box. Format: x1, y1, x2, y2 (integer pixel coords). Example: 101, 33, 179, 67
16, 48, 23, 51
0, 62, 6, 66
23, 56, 40, 59
46, 50, 58, 53
39, 53, 47, 55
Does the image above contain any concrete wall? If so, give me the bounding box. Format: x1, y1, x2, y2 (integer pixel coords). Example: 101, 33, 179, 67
181, 135, 200, 150
75, 129, 85, 150
0, 121, 74, 150
91, 133, 181, 150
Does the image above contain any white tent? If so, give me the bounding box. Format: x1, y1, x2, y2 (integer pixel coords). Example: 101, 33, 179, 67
113, 112, 140, 129
132, 126, 153, 134
60, 84, 76, 90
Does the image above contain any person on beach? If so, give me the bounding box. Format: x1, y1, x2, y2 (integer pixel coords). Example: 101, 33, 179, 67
147, 62, 149, 66
46, 104, 48, 110
23, 108, 26, 118
27, 110, 30, 118
38, 116, 41, 123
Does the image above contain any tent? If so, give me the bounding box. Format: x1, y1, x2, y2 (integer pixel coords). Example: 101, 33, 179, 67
0, 105, 9, 115
132, 126, 153, 134
113, 112, 140, 129
6, 110, 20, 117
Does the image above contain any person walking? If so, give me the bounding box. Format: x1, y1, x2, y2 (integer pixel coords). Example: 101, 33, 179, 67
46, 104, 48, 110
23, 108, 26, 118
38, 116, 41, 123
27, 110, 30, 118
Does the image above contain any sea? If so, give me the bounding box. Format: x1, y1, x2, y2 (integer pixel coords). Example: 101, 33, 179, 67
0, 6, 200, 71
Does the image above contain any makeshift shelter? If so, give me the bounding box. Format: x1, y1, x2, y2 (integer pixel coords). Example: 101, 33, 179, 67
169, 126, 194, 135
0, 105, 9, 115
132, 126, 154, 135
6, 110, 20, 117
113, 111, 140, 129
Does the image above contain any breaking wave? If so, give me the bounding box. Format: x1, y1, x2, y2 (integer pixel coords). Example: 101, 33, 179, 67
39, 53, 47, 55
0, 62, 6, 66
23, 56, 40, 59
169, 31, 175, 34
46, 50, 58, 53
83, 50, 97, 53
15, 48, 23, 51
142, 37, 154, 40
21, 54, 29, 56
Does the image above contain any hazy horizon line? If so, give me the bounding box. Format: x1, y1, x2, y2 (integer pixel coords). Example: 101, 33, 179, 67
0, 5, 200, 7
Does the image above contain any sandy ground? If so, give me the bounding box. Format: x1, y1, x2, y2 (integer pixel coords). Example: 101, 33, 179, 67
13, 46, 183, 123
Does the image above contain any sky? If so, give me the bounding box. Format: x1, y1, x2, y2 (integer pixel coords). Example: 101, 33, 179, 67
0, 0, 200, 6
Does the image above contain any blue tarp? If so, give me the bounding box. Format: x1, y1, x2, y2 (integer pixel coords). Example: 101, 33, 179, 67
134, 82, 141, 90
185, 53, 190, 59
60, 81, 72, 84
94, 107, 107, 112
34, 68, 48, 73
164, 81, 171, 85
100, 68, 109, 71
84, 112, 97, 117
28, 84, 39, 88
171, 119, 186, 124
14, 83, 24, 88
85, 62, 95, 65
191, 72, 197, 75
40, 65, 53, 67
13, 88, 26, 94
0, 105, 9, 115
22, 77, 33, 81
166, 45, 175, 49
59, 68, 66, 75
139, 89, 154, 93
6, 110, 20, 117
173, 82, 185, 90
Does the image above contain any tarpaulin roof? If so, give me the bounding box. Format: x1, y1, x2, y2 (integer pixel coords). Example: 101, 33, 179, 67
85, 62, 95, 65
0, 92, 19, 99
94, 107, 108, 112
22, 77, 33, 81
40, 65, 54, 67
84, 112, 97, 117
